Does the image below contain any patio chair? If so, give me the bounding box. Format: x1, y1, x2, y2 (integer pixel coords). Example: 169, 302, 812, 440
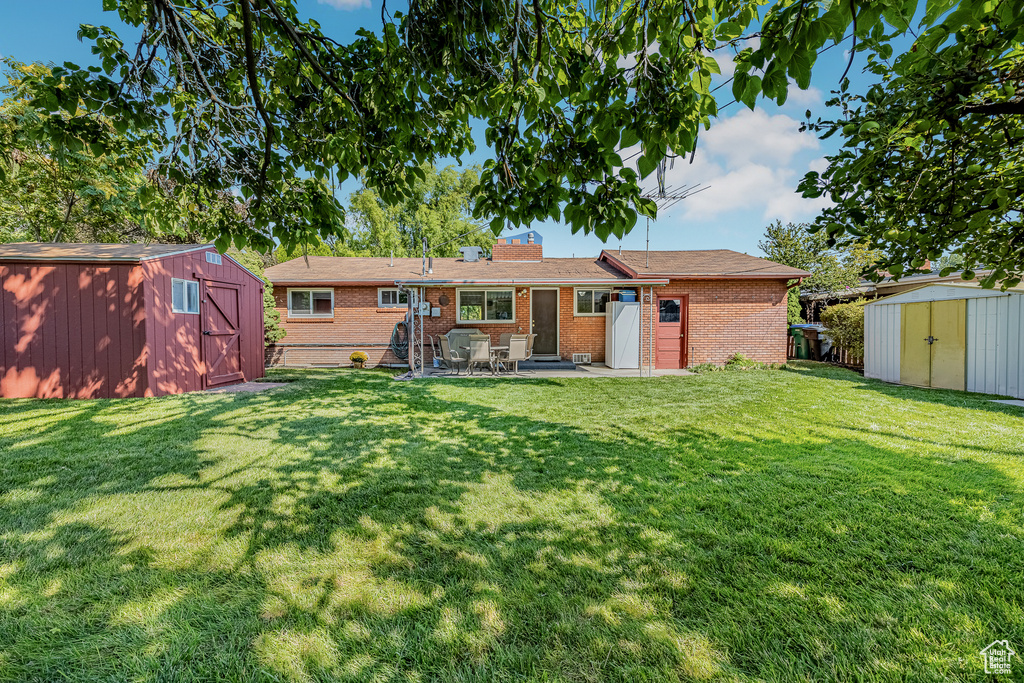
525, 334, 537, 361
438, 335, 465, 375
428, 335, 443, 369
502, 335, 530, 374
466, 335, 494, 375
499, 333, 513, 348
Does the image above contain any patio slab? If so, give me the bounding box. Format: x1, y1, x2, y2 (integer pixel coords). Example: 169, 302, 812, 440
992, 399, 1024, 408
420, 363, 692, 379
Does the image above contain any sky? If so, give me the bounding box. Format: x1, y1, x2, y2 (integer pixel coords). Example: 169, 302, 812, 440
0, 1, 882, 259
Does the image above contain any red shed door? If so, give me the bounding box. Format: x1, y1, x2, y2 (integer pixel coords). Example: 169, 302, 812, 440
202, 281, 244, 387
656, 296, 687, 369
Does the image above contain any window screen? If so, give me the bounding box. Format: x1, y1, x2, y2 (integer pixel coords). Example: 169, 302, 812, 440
171, 278, 199, 314
379, 289, 409, 307
289, 289, 334, 316
659, 299, 681, 323
459, 291, 485, 321
575, 289, 611, 315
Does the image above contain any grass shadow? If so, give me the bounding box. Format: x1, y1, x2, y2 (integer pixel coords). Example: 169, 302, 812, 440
0, 368, 1021, 680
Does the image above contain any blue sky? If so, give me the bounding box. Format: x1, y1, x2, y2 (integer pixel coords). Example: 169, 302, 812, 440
0, 1, 877, 259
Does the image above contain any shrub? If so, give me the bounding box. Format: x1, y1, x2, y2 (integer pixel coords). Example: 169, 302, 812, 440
691, 355, 786, 373
690, 363, 722, 374
787, 286, 803, 324
725, 353, 766, 370
820, 300, 865, 358
349, 351, 369, 363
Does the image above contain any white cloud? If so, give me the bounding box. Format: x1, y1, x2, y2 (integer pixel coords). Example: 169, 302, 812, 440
712, 52, 737, 78
701, 108, 818, 166
631, 108, 828, 225
316, 0, 369, 8
785, 85, 823, 107
808, 157, 829, 174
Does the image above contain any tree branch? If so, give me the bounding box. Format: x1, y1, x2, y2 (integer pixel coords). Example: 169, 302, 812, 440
240, 0, 275, 212
960, 98, 1024, 116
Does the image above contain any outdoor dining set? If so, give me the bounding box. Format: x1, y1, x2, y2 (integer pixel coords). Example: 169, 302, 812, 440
430, 330, 537, 375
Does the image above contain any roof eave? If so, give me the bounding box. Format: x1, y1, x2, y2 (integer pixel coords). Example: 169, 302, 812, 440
634, 272, 811, 280
394, 278, 668, 286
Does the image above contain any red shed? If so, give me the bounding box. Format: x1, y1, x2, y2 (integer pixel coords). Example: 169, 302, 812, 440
0, 243, 265, 399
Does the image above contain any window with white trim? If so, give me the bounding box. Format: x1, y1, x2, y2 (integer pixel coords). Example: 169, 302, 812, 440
288, 288, 334, 317
457, 289, 515, 322
378, 288, 409, 308
171, 278, 199, 314
574, 288, 612, 315
205, 251, 222, 265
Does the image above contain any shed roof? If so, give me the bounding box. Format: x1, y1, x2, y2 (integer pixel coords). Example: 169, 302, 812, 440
0, 242, 215, 262
265, 255, 641, 286
600, 250, 811, 279
866, 282, 1024, 306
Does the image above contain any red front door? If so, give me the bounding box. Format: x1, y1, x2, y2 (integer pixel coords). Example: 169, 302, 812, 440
202, 281, 244, 387
656, 296, 687, 369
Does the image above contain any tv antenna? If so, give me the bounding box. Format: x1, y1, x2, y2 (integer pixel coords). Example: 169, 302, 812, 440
639, 156, 709, 268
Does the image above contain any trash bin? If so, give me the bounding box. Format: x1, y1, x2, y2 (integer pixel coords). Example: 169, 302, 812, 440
802, 327, 821, 361
790, 326, 810, 360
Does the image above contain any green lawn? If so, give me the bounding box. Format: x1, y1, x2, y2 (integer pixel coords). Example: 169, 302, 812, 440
1, 364, 1022, 682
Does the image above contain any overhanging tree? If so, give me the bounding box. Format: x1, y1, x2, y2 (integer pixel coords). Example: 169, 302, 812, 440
798, 0, 1024, 289
758, 220, 876, 322
13, 0, 1024, 258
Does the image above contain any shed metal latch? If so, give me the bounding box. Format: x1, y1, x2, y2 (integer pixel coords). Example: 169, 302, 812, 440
925, 336, 938, 344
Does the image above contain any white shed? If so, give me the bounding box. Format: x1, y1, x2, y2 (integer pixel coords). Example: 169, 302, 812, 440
864, 283, 1024, 398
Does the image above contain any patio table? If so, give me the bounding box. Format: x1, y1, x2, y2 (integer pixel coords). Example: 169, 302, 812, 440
460, 345, 509, 375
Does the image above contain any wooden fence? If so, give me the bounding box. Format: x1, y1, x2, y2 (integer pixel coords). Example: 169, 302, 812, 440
788, 335, 863, 369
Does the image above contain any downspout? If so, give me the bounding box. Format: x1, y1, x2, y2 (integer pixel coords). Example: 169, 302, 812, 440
419, 287, 425, 378
649, 286, 655, 378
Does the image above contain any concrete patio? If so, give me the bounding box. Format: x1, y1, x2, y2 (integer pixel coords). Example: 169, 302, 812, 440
417, 362, 693, 379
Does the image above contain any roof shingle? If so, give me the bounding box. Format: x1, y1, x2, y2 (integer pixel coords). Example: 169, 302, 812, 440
602, 250, 810, 279
264, 249, 810, 285
265, 255, 634, 285
0, 242, 215, 262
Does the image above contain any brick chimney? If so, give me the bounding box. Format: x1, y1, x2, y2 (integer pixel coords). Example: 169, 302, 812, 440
491, 232, 542, 261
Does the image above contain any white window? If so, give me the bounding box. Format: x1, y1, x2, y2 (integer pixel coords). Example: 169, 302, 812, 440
575, 288, 612, 316
457, 289, 515, 323
378, 288, 409, 308
205, 251, 222, 265
171, 278, 200, 314
288, 289, 334, 317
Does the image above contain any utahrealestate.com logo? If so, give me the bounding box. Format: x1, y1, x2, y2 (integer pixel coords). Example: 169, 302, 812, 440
981, 640, 1016, 675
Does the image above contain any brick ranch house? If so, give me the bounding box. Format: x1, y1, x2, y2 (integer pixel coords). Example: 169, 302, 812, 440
264, 236, 809, 370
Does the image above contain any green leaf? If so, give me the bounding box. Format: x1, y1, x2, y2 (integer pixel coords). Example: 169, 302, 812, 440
637, 154, 659, 179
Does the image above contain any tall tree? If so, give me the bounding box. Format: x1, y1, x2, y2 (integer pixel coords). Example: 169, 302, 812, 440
276, 164, 486, 261
349, 164, 485, 258
0, 61, 155, 242
759, 220, 876, 322
18, 0, 1016, 252
798, 2, 1024, 289
1, 59, 252, 246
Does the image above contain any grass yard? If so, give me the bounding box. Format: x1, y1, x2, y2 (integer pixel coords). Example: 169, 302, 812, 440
0, 363, 1022, 682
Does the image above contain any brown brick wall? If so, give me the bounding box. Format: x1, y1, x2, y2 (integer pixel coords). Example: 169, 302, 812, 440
637, 279, 789, 366
266, 279, 788, 368
491, 243, 543, 261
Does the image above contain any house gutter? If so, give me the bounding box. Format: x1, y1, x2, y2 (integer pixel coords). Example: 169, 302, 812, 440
633, 272, 812, 280
393, 278, 670, 286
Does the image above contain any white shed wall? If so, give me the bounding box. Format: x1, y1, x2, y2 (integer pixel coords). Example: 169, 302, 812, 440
966, 295, 1024, 398
864, 303, 901, 382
